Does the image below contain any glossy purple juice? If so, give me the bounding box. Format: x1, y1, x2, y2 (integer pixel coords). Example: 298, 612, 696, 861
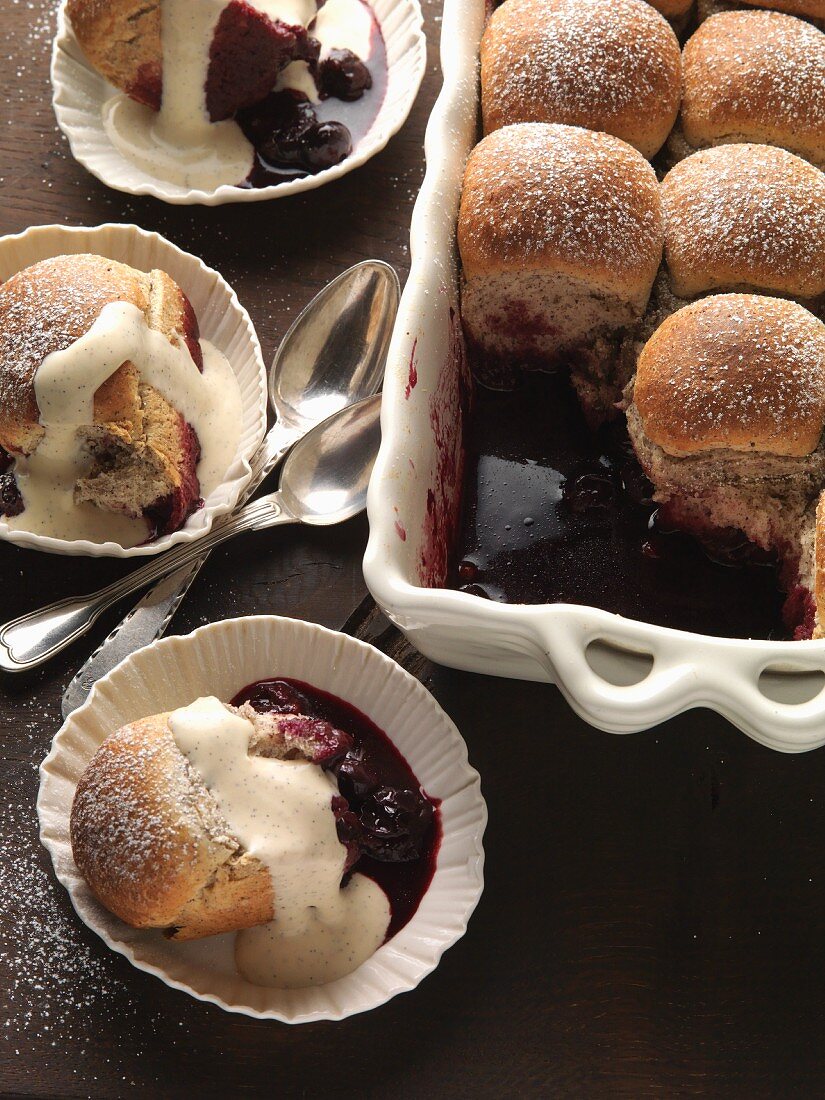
230, 677, 441, 939
238, 11, 388, 188
450, 370, 788, 639
0, 449, 22, 517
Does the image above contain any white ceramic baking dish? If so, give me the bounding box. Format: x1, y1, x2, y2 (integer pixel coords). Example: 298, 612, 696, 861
363, 0, 825, 753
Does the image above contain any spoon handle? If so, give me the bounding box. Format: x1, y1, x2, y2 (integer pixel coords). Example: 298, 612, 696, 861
246, 421, 302, 491
60, 422, 301, 715
0, 493, 293, 673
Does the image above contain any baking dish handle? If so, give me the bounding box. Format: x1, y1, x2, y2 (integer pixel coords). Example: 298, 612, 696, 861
532, 616, 697, 733
530, 614, 825, 749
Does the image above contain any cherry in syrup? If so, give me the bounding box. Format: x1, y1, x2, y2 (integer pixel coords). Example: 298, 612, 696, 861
231, 677, 440, 938
318, 49, 373, 100
238, 90, 353, 183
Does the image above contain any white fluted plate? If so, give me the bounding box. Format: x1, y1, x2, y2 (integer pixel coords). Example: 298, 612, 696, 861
38, 615, 486, 1021
0, 223, 267, 557
51, 0, 426, 205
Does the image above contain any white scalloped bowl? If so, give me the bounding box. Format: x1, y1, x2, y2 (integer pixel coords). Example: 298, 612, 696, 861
37, 614, 486, 1021
363, 0, 825, 751
51, 0, 426, 206
0, 223, 267, 558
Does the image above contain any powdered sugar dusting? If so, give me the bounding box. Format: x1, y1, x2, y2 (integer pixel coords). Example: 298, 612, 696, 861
0, 840, 144, 1086
637, 295, 825, 454
681, 11, 825, 166
662, 144, 825, 299
70, 721, 215, 906
702, 0, 825, 19
0, 256, 149, 436
481, 0, 680, 155
0, 700, 163, 1088
459, 123, 663, 287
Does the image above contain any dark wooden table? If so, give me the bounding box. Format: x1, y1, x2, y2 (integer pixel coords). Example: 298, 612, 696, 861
3, 3, 825, 1097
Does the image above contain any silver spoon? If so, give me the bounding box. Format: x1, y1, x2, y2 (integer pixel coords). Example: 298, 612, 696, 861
59, 260, 397, 712
0, 394, 382, 673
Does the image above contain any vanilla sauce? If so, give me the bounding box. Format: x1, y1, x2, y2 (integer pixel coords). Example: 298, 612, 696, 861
103, 0, 379, 191
168, 697, 391, 989
9, 301, 242, 544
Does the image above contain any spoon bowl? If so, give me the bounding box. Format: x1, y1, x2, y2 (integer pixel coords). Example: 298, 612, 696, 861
270, 261, 398, 431
279, 394, 382, 525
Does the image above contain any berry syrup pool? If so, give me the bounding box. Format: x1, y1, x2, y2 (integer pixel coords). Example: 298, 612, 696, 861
231, 677, 441, 939
450, 369, 790, 640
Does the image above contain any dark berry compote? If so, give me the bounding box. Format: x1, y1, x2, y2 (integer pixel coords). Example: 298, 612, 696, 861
0, 449, 23, 518
238, 89, 352, 181
237, 9, 388, 187
230, 677, 441, 938
450, 368, 790, 640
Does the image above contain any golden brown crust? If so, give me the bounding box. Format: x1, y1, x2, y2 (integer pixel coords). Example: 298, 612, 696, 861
480, 0, 681, 158
696, 0, 824, 26
457, 124, 664, 310
661, 144, 825, 300
634, 295, 825, 457
70, 713, 274, 941
66, 0, 162, 108
645, 0, 693, 14
681, 12, 825, 169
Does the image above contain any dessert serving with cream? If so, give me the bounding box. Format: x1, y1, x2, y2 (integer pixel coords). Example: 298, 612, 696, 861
0, 254, 243, 546
66, 0, 387, 190
445, 0, 825, 640
70, 678, 439, 989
